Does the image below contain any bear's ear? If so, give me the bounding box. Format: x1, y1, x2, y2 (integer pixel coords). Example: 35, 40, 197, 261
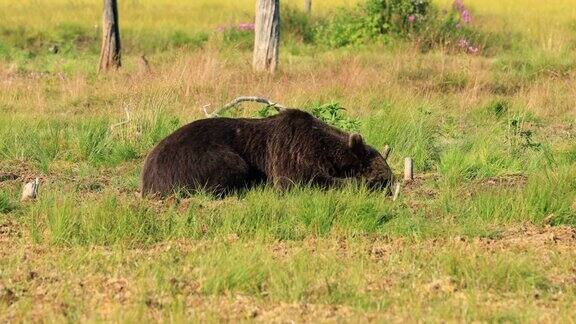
348, 133, 365, 157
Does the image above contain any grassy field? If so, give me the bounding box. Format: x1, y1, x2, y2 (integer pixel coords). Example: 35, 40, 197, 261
1, 0, 575, 322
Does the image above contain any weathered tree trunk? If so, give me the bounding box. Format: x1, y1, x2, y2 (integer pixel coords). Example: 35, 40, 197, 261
253, 0, 280, 74
99, 0, 121, 72
305, 0, 312, 14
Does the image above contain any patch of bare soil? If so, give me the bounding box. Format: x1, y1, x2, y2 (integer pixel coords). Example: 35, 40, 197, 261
167, 295, 377, 323
0, 173, 19, 182
1, 270, 381, 323
0, 162, 40, 185
398, 173, 439, 213
400, 173, 529, 213
542, 122, 576, 140
0, 286, 18, 306
477, 173, 528, 188
252, 300, 370, 323
404, 172, 528, 192
0, 219, 20, 247
479, 225, 576, 250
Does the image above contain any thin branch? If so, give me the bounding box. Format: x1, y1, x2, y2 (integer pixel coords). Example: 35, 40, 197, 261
110, 104, 131, 130
392, 182, 401, 202
208, 96, 287, 117
202, 104, 212, 117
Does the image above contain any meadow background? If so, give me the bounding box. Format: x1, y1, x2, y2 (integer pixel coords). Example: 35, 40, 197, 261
0, 0, 575, 321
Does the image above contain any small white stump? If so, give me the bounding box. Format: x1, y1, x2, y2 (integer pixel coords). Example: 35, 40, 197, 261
404, 157, 413, 183
21, 178, 39, 202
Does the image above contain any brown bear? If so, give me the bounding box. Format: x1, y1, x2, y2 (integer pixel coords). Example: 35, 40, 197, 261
141, 109, 393, 197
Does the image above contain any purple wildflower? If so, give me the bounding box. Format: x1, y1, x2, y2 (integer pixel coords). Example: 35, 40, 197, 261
457, 38, 480, 54
461, 9, 472, 23
453, 0, 465, 11
216, 22, 255, 33
408, 15, 416, 23
453, 0, 472, 24
458, 38, 470, 48
237, 23, 255, 31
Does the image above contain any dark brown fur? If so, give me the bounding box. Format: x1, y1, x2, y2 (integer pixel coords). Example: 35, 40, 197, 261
141, 109, 392, 196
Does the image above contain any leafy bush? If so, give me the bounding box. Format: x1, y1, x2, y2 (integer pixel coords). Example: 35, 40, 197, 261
315, 0, 495, 54
310, 102, 360, 132
316, 0, 431, 47
256, 105, 279, 118
364, 0, 430, 34
254, 102, 359, 132
315, 9, 379, 48
414, 9, 485, 53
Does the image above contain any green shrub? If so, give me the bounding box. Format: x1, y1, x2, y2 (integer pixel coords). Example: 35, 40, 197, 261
315, 0, 498, 54
310, 102, 360, 132
364, 0, 430, 34
415, 10, 494, 54
316, 0, 431, 48
315, 8, 378, 48
254, 102, 359, 132
256, 105, 279, 118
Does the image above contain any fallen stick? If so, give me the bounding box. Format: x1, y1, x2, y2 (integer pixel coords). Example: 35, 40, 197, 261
110, 104, 131, 130
392, 182, 401, 201
393, 156, 414, 201
202, 104, 212, 117
206, 96, 287, 117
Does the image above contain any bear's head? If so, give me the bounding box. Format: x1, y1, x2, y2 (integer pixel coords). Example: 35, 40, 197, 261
339, 133, 393, 190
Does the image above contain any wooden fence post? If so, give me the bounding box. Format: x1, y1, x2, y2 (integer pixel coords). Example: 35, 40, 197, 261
404, 157, 413, 182
305, 0, 312, 14
253, 0, 280, 74
99, 0, 121, 72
